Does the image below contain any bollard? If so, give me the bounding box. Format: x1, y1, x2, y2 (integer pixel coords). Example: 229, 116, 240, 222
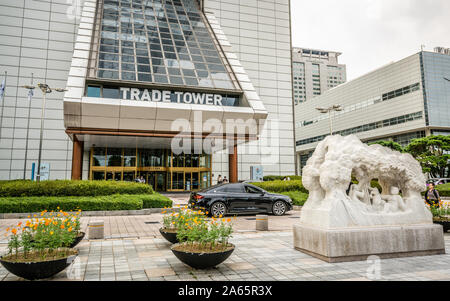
256, 215, 268, 231
88, 220, 104, 239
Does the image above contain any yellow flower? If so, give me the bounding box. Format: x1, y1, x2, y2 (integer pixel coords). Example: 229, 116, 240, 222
50, 231, 54, 235
219, 214, 223, 218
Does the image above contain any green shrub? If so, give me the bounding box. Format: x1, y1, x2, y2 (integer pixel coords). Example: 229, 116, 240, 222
0, 180, 153, 197
142, 193, 172, 208
263, 175, 302, 181
436, 183, 450, 197
280, 191, 309, 206
251, 180, 308, 194
0, 194, 150, 213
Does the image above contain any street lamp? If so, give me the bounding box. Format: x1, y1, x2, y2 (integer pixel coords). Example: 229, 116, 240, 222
21, 74, 36, 180
315, 104, 343, 135
34, 83, 67, 182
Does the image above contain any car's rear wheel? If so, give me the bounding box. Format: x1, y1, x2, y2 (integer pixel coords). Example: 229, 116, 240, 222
210, 201, 227, 218
272, 200, 287, 216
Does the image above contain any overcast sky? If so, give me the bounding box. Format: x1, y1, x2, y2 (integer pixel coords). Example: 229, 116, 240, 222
291, 0, 450, 80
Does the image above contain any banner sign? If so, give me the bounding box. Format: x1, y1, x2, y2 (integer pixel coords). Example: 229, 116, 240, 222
120, 87, 225, 106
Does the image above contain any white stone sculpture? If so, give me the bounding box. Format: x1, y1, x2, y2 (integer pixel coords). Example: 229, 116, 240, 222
300, 135, 432, 229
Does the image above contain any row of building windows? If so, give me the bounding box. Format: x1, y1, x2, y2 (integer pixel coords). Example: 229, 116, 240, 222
296, 82, 421, 128
296, 111, 424, 146
365, 131, 426, 147
382, 83, 420, 101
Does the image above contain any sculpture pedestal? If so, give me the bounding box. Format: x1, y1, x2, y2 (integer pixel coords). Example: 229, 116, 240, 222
293, 223, 445, 263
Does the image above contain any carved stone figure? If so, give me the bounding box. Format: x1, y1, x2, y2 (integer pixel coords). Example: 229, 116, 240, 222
299, 135, 432, 228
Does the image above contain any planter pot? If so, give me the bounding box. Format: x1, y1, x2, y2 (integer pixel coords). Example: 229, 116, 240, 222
159, 228, 179, 244
70, 232, 85, 248
0, 250, 78, 280
434, 220, 450, 232
171, 243, 235, 269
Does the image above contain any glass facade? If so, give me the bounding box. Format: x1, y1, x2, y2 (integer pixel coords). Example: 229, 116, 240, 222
90, 147, 211, 191
93, 0, 238, 90
422, 52, 450, 127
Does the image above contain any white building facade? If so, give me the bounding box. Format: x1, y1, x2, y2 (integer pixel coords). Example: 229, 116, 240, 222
295, 50, 450, 173
0, 0, 296, 190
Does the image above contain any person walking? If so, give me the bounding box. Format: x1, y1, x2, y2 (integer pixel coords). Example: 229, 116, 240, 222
425, 183, 441, 208
223, 176, 229, 184
217, 174, 223, 185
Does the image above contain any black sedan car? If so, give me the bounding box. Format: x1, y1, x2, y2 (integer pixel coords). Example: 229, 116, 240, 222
188, 183, 293, 217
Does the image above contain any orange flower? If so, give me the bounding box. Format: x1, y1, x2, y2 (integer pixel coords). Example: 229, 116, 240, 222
6, 227, 10, 232
11, 228, 17, 235
17, 222, 22, 227
219, 214, 223, 218
60, 224, 65, 229
68, 227, 73, 232
227, 218, 231, 222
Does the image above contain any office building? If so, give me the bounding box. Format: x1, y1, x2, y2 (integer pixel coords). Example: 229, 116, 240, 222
295, 49, 450, 173
0, 0, 296, 190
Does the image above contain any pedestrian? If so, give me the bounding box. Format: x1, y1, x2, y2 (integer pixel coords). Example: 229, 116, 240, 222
425, 183, 441, 208
223, 176, 228, 183
217, 174, 223, 184
140, 176, 145, 184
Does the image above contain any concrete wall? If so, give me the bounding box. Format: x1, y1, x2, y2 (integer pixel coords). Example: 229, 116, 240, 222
0, 0, 85, 180
205, 0, 296, 182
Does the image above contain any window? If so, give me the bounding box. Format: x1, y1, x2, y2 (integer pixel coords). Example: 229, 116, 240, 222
102, 86, 120, 99
223, 184, 244, 193
87, 86, 101, 97
245, 185, 263, 194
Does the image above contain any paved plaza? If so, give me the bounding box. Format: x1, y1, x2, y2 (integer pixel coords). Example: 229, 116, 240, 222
0, 210, 449, 281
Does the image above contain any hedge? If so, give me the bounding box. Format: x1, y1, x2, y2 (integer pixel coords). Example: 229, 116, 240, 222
263, 175, 302, 182
251, 180, 308, 194
0, 180, 153, 197
279, 191, 309, 206
436, 183, 450, 197
141, 193, 172, 208
0, 194, 172, 213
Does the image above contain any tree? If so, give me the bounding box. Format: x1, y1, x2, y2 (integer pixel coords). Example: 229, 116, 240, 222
368, 140, 405, 153
405, 135, 450, 178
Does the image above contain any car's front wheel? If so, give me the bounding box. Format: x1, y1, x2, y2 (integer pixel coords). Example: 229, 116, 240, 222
272, 200, 287, 216
210, 201, 227, 218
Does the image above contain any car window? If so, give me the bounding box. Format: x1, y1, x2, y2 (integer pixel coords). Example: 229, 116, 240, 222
245, 185, 263, 194
223, 184, 245, 193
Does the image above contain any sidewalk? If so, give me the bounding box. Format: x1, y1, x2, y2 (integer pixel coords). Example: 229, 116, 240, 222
0, 231, 449, 281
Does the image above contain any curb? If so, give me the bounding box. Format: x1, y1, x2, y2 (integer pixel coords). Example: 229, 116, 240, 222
0, 207, 181, 219
293, 206, 303, 211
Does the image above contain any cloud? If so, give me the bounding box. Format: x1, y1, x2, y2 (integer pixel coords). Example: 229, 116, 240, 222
291, 0, 450, 80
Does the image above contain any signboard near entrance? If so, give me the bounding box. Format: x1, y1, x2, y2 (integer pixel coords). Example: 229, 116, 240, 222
250, 166, 263, 181
32, 163, 50, 181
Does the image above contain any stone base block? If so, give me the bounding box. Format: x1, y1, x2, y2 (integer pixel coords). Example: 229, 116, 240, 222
293, 223, 445, 263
